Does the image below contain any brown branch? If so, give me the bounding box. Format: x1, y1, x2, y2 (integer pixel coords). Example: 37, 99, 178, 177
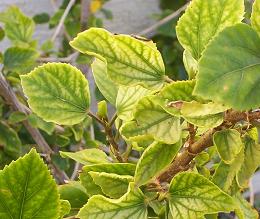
0, 72, 68, 183
80, 0, 91, 31
157, 110, 260, 184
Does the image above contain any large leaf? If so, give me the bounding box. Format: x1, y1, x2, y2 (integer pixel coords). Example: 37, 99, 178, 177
80, 163, 136, 196
121, 96, 181, 144
21, 63, 90, 125
89, 172, 133, 198
0, 149, 60, 219
194, 24, 260, 110
116, 85, 150, 121
77, 183, 148, 219
176, 0, 244, 60
213, 129, 243, 164
92, 58, 118, 105
251, 0, 260, 36
168, 172, 236, 219
134, 141, 181, 186
60, 149, 110, 165
70, 28, 165, 89
237, 134, 260, 187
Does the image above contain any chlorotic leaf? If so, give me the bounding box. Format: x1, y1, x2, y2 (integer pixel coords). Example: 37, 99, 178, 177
0, 149, 60, 219
213, 129, 243, 164
194, 24, 260, 110
70, 28, 165, 89
60, 149, 109, 165
89, 172, 133, 198
251, 0, 260, 36
59, 200, 71, 219
183, 50, 198, 79
121, 96, 181, 144
135, 141, 181, 186
168, 172, 236, 219
21, 63, 90, 125
116, 85, 151, 121
176, 0, 244, 60
80, 163, 136, 196
92, 58, 118, 105
77, 183, 148, 219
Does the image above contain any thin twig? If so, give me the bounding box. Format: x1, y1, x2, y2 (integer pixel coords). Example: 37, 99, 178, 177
249, 178, 255, 206
38, 52, 78, 63
51, 0, 76, 42
80, 0, 91, 30
109, 113, 117, 127
137, 2, 189, 36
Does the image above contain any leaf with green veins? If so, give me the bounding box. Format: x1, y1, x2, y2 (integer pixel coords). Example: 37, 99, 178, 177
28, 113, 55, 135
134, 141, 181, 186
0, 122, 22, 158
21, 63, 90, 125
8, 111, 27, 124
176, 0, 244, 60
70, 28, 165, 89
0, 6, 35, 46
60, 149, 110, 165
89, 172, 133, 198
77, 183, 148, 219
59, 200, 71, 219
181, 102, 227, 128
212, 150, 244, 192
116, 85, 151, 121
0, 149, 60, 219
80, 163, 136, 196
168, 172, 236, 219
213, 129, 243, 164
234, 193, 259, 219
194, 24, 260, 110
183, 50, 198, 79
92, 58, 118, 105
251, 0, 260, 36
121, 96, 181, 144
3, 47, 38, 73
237, 135, 260, 187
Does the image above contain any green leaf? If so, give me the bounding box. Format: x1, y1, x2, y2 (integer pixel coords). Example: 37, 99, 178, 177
237, 135, 260, 187
8, 111, 27, 124
0, 6, 35, 46
70, 28, 165, 89
0, 122, 22, 157
77, 183, 148, 219
60, 149, 109, 165
116, 85, 150, 121
3, 47, 38, 73
59, 200, 71, 219
213, 129, 243, 164
21, 63, 90, 125
134, 141, 181, 186
28, 113, 55, 135
251, 0, 260, 36
168, 172, 236, 219
80, 163, 136, 196
0, 149, 60, 219
194, 24, 260, 110
97, 100, 108, 119
183, 50, 198, 79
181, 102, 226, 128
89, 172, 133, 198
92, 58, 118, 105
33, 12, 50, 24
121, 96, 181, 144
176, 0, 244, 60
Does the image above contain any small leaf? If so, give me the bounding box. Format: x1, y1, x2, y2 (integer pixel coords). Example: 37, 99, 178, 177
92, 59, 118, 105
28, 113, 55, 135
8, 111, 27, 124
0, 149, 60, 218
59, 200, 71, 219
116, 85, 150, 121
168, 172, 236, 219
135, 141, 181, 186
251, 0, 260, 36
237, 135, 260, 187
183, 50, 198, 79
89, 172, 133, 198
194, 24, 260, 110
80, 163, 136, 196
121, 96, 181, 144
70, 28, 165, 89
21, 63, 90, 125
60, 149, 109, 165
213, 129, 243, 164
77, 183, 148, 219
176, 0, 244, 59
